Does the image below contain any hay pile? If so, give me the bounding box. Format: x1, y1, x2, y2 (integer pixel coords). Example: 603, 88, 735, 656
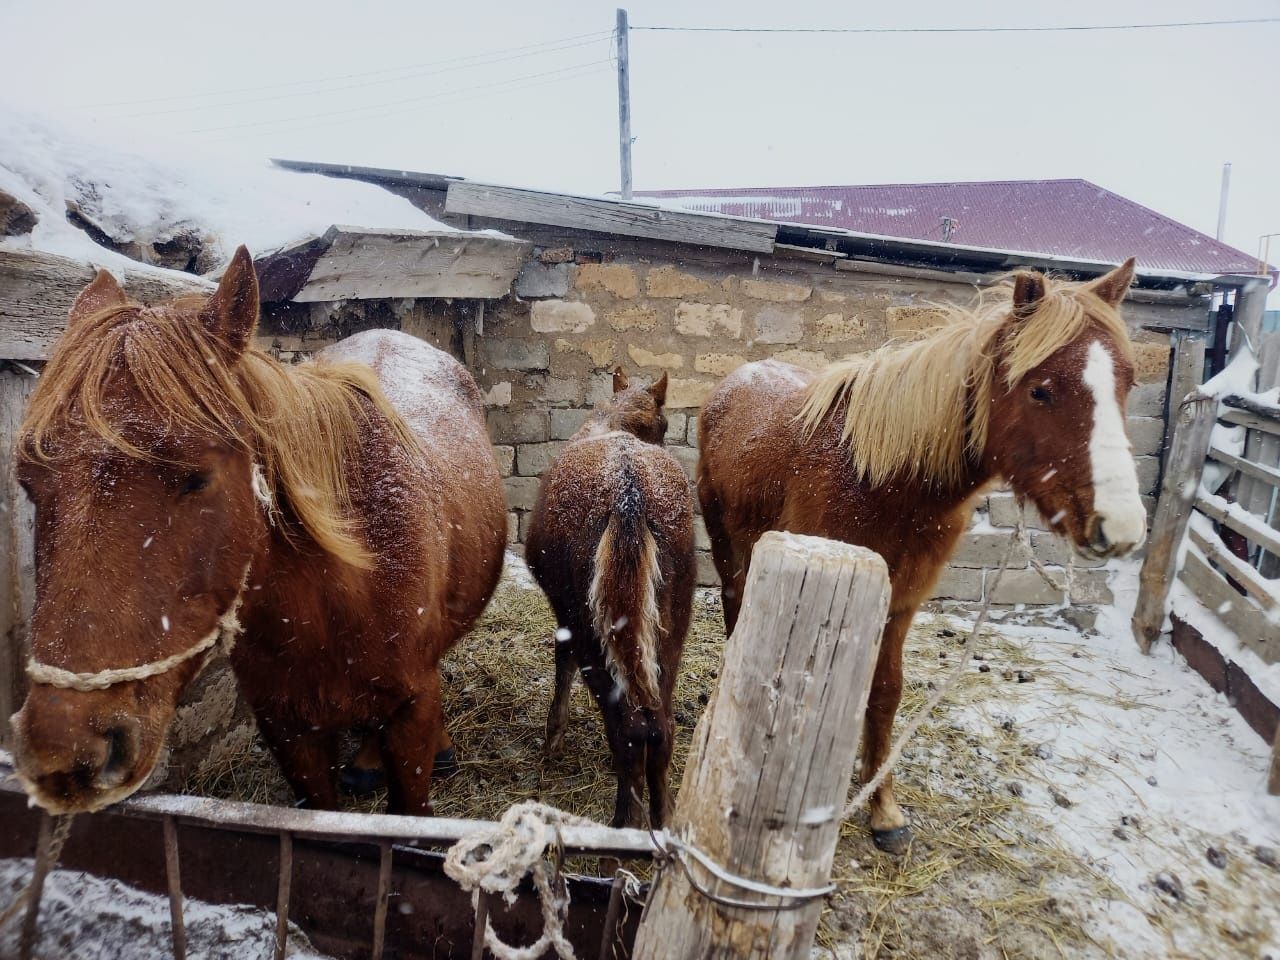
184, 567, 1119, 959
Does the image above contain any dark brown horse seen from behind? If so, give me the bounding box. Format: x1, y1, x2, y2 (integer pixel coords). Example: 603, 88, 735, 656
526, 369, 696, 828
698, 261, 1146, 852
10, 248, 507, 816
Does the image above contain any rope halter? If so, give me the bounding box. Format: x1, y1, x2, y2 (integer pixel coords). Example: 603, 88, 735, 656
23, 462, 273, 692
25, 565, 250, 692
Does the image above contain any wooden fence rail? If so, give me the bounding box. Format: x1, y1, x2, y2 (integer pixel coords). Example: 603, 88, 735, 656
1132, 385, 1280, 795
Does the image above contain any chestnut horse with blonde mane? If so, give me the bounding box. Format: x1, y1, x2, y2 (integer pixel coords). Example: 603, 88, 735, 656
526, 369, 695, 828
698, 260, 1146, 852
10, 247, 506, 815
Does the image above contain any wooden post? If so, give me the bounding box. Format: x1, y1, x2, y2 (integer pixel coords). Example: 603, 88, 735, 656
632, 532, 889, 960
616, 8, 633, 201
162, 816, 187, 960
1269, 726, 1280, 797
1132, 392, 1217, 652
0, 366, 38, 747
1160, 332, 1207, 471
274, 831, 293, 960
1230, 280, 1268, 361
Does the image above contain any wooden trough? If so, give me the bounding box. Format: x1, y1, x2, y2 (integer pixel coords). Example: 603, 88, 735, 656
0, 532, 891, 960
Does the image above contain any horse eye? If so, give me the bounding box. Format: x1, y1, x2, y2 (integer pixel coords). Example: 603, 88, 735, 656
179, 472, 210, 496
1030, 385, 1052, 405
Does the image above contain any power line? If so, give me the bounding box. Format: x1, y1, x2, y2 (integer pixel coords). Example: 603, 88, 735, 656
123, 34, 610, 119
83, 30, 613, 109
204, 62, 614, 143
633, 16, 1280, 34
186, 59, 614, 136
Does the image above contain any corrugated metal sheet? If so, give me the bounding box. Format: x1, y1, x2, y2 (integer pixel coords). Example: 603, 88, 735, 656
638, 179, 1266, 276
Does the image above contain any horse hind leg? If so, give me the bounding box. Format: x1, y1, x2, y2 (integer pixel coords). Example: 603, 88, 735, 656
544, 637, 577, 757
862, 610, 913, 854
698, 482, 749, 634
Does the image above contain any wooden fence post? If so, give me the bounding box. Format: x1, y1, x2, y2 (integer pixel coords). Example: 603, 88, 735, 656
1132, 392, 1217, 652
632, 532, 889, 960
1269, 726, 1280, 797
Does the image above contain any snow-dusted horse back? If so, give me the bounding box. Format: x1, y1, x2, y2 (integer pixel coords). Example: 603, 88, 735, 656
10, 247, 506, 815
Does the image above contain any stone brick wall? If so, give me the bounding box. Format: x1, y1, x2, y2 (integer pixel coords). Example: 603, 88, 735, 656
260, 240, 1173, 607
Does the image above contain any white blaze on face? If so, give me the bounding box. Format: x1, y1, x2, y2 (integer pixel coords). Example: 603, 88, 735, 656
1082, 341, 1146, 553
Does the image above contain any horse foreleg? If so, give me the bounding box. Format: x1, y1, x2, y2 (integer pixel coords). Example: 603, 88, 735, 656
257, 715, 340, 810
544, 639, 577, 757
381, 673, 445, 816
862, 609, 913, 854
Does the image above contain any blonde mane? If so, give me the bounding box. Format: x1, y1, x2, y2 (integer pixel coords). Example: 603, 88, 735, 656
797, 275, 1134, 489
20, 302, 422, 569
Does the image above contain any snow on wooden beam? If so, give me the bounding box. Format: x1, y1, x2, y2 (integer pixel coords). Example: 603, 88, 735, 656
265, 225, 532, 303
0, 249, 213, 361
445, 181, 778, 253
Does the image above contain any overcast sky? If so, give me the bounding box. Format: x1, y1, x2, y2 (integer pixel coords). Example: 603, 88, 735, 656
2, 0, 1277, 288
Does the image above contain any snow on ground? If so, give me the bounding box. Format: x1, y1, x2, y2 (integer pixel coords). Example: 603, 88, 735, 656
0, 859, 331, 960
0, 104, 452, 272
930, 559, 1280, 959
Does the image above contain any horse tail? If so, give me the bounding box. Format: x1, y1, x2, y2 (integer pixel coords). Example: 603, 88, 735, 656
588, 458, 664, 711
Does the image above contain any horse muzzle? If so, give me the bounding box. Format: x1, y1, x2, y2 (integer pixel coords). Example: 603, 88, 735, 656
9, 699, 151, 814
1083, 507, 1146, 560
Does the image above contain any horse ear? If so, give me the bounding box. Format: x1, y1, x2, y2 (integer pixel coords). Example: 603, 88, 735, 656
612, 366, 630, 393
69, 269, 128, 326
1011, 271, 1047, 320
200, 246, 259, 357
1086, 257, 1136, 307
647, 371, 668, 407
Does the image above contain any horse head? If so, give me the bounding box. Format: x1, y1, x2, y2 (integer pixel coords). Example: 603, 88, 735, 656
10, 248, 268, 812
597, 367, 669, 445
986, 259, 1146, 559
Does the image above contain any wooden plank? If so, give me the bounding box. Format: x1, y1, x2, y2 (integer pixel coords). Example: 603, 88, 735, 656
293, 226, 531, 302
0, 368, 37, 746
1171, 614, 1280, 742
1178, 550, 1280, 662
1186, 524, 1280, 610
370, 840, 392, 960
1132, 392, 1217, 652
1122, 297, 1212, 333
445, 181, 778, 254
1220, 408, 1280, 437
1194, 493, 1280, 557
0, 249, 213, 361
1222, 392, 1280, 422
109, 789, 656, 857
1208, 445, 1280, 489
632, 532, 890, 960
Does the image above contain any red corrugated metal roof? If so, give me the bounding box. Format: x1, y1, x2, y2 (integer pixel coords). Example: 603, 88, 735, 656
637, 179, 1266, 276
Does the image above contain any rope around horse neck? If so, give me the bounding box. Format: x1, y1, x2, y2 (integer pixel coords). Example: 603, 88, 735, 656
24, 566, 250, 693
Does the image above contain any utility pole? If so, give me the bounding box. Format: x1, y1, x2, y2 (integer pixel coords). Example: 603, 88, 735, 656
616, 8, 633, 200
1216, 162, 1232, 241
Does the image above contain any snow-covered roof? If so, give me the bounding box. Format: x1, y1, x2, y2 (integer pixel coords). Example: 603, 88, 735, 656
0, 108, 456, 275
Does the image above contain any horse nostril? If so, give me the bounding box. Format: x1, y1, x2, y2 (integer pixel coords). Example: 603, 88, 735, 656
98, 723, 140, 788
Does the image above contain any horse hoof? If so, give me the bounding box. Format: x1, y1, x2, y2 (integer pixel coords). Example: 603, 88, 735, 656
339, 765, 386, 797
433, 746, 458, 780
872, 825, 913, 855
